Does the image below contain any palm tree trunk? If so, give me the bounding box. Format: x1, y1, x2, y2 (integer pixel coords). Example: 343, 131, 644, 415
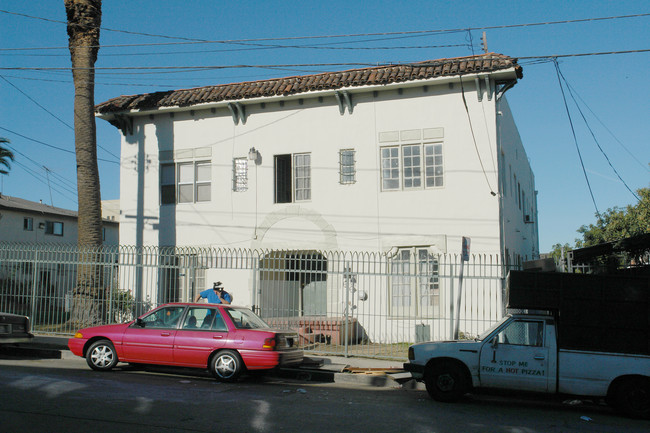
65, 0, 104, 325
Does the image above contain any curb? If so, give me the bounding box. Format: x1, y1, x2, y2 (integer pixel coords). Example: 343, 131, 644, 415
4, 339, 424, 390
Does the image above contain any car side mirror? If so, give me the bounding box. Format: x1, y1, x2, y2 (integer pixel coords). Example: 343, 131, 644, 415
491, 336, 499, 347
136, 318, 145, 327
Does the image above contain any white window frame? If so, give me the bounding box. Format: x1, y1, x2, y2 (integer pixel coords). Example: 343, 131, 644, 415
381, 147, 400, 190
195, 161, 211, 202
160, 160, 211, 205
294, 153, 311, 201
389, 247, 440, 318
274, 152, 311, 203
381, 141, 444, 191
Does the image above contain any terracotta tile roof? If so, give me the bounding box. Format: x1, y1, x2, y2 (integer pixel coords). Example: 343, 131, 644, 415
95, 53, 521, 115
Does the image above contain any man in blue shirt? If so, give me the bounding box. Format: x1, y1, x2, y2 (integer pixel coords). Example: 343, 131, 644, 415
194, 281, 232, 304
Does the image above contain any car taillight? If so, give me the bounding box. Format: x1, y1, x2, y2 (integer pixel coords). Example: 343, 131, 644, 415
263, 337, 276, 349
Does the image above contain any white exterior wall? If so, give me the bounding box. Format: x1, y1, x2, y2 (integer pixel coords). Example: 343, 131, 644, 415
117, 80, 527, 255
111, 75, 536, 342
497, 97, 539, 262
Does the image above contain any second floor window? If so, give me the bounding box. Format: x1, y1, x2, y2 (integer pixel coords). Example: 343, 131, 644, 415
24, 217, 33, 231
233, 157, 248, 192
339, 149, 356, 184
381, 142, 444, 191
274, 153, 311, 203
161, 161, 211, 205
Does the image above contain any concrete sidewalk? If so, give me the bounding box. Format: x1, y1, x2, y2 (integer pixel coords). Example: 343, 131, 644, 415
7, 335, 423, 390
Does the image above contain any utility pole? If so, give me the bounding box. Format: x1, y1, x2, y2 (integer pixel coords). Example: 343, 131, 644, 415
481, 31, 488, 53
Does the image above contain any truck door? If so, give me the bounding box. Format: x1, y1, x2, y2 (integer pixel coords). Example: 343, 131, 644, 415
478, 319, 551, 393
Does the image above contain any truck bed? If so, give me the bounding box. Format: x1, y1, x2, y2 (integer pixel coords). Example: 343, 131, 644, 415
506, 271, 650, 356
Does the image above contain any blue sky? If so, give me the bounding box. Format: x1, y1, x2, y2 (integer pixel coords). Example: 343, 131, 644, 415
1, 0, 648, 253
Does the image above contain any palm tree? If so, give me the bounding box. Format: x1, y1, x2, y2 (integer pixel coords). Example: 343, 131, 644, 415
65, 0, 104, 324
0, 137, 14, 175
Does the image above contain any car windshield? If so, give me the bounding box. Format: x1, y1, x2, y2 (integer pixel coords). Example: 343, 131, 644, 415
476, 316, 510, 341
225, 307, 270, 330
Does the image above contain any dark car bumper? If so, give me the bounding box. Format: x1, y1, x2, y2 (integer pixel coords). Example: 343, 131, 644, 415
279, 349, 304, 366
403, 362, 425, 379
0, 313, 34, 344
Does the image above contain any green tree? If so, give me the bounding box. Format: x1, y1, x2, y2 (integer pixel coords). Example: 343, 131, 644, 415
576, 187, 650, 264
549, 243, 572, 263
0, 137, 14, 174
577, 188, 650, 247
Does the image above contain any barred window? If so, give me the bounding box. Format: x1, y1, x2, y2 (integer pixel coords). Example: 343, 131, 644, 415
339, 149, 356, 184
233, 157, 248, 192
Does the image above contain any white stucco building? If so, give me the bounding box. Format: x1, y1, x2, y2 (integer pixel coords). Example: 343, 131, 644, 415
95, 53, 539, 340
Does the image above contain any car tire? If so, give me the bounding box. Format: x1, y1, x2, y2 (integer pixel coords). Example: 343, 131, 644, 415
210, 350, 243, 382
86, 340, 118, 371
614, 377, 650, 419
425, 361, 468, 402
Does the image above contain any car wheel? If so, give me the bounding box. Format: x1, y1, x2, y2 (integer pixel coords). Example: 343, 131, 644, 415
210, 350, 243, 382
425, 361, 468, 402
614, 377, 650, 419
86, 340, 118, 371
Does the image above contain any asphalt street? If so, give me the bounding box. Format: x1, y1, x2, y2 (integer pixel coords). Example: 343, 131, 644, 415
1, 354, 648, 433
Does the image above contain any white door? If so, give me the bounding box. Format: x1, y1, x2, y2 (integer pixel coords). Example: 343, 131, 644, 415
478, 319, 551, 393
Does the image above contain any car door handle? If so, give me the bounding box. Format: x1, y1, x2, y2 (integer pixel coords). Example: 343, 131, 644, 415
534, 355, 545, 360
160, 332, 171, 337
213, 335, 223, 339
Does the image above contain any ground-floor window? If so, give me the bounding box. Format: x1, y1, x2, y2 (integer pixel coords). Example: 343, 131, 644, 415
389, 247, 440, 318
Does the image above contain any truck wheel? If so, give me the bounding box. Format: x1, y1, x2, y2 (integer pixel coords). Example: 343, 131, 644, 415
614, 378, 650, 419
86, 340, 118, 371
425, 362, 468, 402
210, 350, 243, 382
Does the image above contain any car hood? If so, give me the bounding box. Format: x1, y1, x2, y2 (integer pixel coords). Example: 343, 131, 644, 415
77, 322, 132, 336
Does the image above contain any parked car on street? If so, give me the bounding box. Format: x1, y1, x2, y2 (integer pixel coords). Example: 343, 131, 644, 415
0, 313, 34, 344
68, 303, 303, 382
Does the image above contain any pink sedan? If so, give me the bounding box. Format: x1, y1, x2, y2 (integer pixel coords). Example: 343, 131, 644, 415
68, 303, 303, 382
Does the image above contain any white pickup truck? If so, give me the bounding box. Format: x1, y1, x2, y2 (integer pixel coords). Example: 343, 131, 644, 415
404, 313, 650, 419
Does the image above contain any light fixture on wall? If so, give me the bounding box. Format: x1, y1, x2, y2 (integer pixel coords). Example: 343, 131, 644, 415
248, 147, 261, 165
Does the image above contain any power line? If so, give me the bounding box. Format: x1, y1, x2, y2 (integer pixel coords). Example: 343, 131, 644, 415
0, 42, 472, 57
2, 8, 648, 49
566, 83, 649, 173
2, 49, 648, 74
1, 75, 121, 161
3, 142, 79, 201
557, 68, 641, 202
0, 126, 119, 165
553, 59, 600, 217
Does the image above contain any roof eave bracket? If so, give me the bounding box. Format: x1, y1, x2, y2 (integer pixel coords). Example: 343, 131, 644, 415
335, 90, 353, 115
110, 114, 133, 136
227, 102, 247, 125
496, 79, 517, 101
